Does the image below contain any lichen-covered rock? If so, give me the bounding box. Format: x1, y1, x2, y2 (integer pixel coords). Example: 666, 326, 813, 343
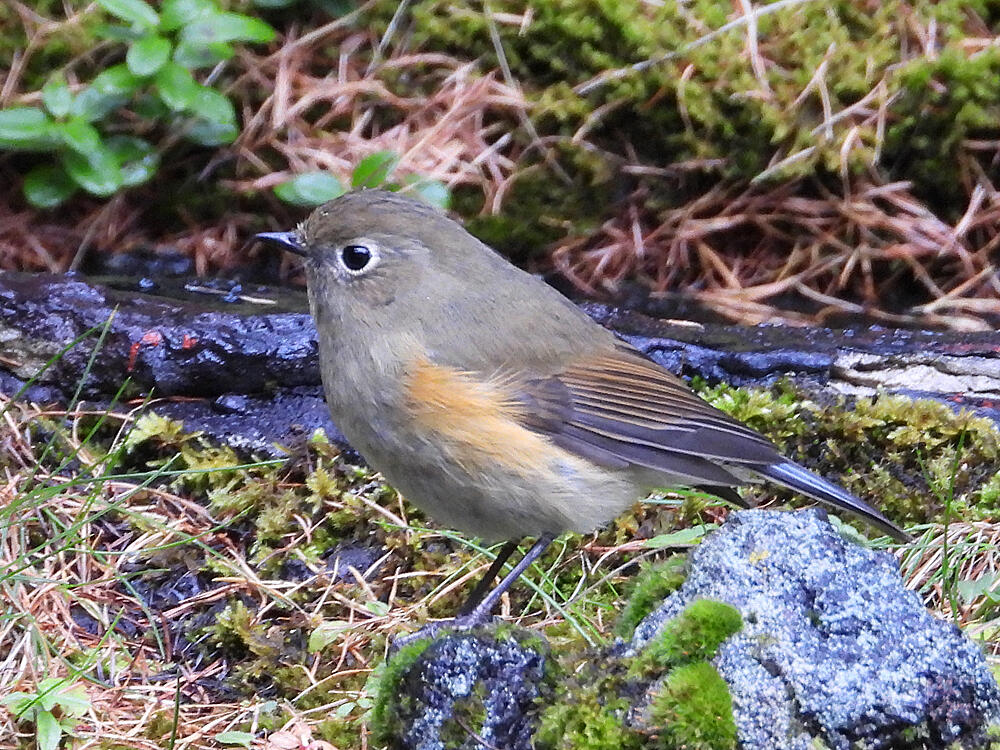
632, 509, 1000, 750
373, 629, 548, 750
372, 509, 999, 749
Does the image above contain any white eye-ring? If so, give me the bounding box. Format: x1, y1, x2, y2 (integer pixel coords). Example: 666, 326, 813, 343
338, 242, 379, 275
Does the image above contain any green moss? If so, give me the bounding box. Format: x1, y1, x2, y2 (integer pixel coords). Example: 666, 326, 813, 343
207, 600, 284, 664
699, 382, 1000, 528
616, 556, 687, 638
630, 600, 742, 678
369, 637, 434, 746
647, 661, 737, 750
536, 599, 741, 748
372, 0, 1000, 194
536, 696, 642, 750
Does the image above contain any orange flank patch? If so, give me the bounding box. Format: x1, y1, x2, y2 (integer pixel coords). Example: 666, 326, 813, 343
404, 359, 563, 476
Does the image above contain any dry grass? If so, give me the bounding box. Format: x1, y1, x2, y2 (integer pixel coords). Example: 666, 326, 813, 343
552, 172, 1000, 331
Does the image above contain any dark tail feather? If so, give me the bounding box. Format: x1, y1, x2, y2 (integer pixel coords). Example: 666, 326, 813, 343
758, 462, 911, 542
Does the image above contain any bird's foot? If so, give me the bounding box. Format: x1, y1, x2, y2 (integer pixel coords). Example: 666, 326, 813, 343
391, 612, 497, 653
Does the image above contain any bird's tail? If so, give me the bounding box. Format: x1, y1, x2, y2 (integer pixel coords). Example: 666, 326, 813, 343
757, 461, 911, 542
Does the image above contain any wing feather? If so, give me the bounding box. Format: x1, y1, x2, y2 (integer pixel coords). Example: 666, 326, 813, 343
545, 349, 781, 466
509, 345, 909, 541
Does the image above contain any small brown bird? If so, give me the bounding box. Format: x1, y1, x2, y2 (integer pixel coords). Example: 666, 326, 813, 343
257, 189, 909, 630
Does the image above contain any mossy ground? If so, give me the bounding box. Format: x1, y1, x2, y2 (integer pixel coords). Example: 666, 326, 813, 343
367, 0, 1000, 205
361, 0, 1000, 325
3, 0, 997, 328
699, 381, 1000, 527
3, 376, 996, 747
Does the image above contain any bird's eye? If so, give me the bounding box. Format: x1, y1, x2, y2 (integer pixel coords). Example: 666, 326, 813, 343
340, 244, 373, 273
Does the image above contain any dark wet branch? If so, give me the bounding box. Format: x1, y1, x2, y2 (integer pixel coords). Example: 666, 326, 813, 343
2, 272, 998, 456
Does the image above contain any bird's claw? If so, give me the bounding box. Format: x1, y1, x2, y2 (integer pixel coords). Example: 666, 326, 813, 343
390, 613, 499, 653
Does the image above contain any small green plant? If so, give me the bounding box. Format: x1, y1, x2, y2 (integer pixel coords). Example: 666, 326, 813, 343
0, 0, 275, 207
1, 677, 91, 750
274, 150, 451, 208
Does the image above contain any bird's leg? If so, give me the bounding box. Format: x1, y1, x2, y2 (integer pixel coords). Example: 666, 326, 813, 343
457, 539, 520, 617
392, 533, 555, 651
455, 533, 554, 625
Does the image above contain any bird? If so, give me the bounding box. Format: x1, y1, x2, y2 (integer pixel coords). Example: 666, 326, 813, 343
256, 189, 910, 633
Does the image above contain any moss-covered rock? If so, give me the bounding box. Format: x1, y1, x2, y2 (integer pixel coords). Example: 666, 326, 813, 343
370, 636, 435, 744
534, 599, 741, 750
629, 599, 742, 678
371, 628, 548, 750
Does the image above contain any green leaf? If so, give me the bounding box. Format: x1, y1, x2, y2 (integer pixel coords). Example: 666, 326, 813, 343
61, 144, 123, 197
215, 731, 254, 747
643, 525, 714, 549
0, 691, 36, 716
92, 63, 142, 96
332, 702, 355, 719
308, 619, 354, 652
184, 87, 238, 145
180, 11, 276, 45
96, 0, 159, 28
172, 40, 234, 69
274, 172, 344, 207
126, 35, 171, 76
24, 164, 78, 208
71, 64, 140, 121
352, 151, 399, 188
0, 107, 56, 150
35, 679, 66, 712
403, 176, 451, 209
36, 711, 62, 750
94, 23, 144, 41
48, 683, 90, 718
154, 62, 201, 110
42, 75, 73, 118
55, 118, 102, 155
160, 0, 216, 32
106, 135, 159, 186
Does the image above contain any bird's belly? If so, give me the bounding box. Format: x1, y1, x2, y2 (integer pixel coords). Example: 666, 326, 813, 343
349, 423, 638, 541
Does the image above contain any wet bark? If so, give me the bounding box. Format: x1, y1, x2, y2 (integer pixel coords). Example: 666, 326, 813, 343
2, 272, 998, 454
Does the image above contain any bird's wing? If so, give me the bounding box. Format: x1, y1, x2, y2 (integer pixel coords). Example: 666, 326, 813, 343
514, 343, 909, 541
516, 344, 780, 480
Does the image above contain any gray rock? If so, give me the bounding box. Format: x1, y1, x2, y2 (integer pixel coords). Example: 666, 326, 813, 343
388, 631, 546, 750
631, 509, 1000, 749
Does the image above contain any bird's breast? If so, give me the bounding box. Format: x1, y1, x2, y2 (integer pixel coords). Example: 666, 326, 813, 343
401, 357, 563, 477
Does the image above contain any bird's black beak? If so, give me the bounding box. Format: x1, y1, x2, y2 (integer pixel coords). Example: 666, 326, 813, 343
254, 231, 307, 257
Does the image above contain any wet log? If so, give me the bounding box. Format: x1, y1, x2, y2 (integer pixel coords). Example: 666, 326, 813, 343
2, 271, 998, 454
